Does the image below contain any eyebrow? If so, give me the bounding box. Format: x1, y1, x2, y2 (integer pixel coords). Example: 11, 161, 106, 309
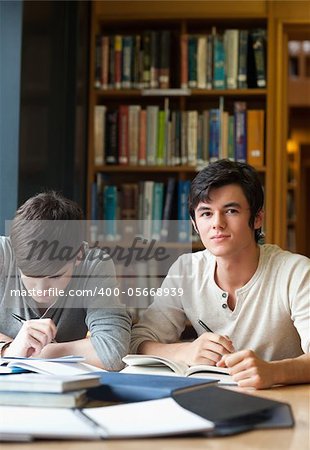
196, 202, 242, 212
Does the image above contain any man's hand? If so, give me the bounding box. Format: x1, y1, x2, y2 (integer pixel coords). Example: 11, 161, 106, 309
176, 332, 235, 366
3, 319, 57, 357
217, 349, 275, 389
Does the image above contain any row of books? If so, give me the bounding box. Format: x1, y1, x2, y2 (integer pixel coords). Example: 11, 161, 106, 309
91, 177, 193, 243
94, 103, 265, 167
181, 28, 266, 90
94, 28, 266, 90
95, 30, 171, 90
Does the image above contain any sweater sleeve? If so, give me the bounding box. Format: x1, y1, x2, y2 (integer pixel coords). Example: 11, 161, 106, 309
130, 255, 188, 353
82, 256, 132, 370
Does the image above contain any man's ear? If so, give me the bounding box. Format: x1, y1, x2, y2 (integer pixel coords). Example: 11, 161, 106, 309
191, 218, 199, 235
254, 209, 264, 230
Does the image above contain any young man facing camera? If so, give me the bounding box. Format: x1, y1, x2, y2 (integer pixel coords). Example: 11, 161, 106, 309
0, 192, 131, 370
131, 160, 310, 388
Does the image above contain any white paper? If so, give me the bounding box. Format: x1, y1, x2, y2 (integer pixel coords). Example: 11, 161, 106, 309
84, 397, 214, 438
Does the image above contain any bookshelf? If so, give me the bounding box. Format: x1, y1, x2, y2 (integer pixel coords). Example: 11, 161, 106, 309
87, 1, 270, 236
85, 1, 272, 318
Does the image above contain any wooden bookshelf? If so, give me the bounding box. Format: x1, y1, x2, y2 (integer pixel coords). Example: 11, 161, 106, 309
87, 0, 310, 253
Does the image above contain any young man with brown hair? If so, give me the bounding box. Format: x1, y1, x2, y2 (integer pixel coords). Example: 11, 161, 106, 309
0, 192, 131, 370
131, 160, 310, 388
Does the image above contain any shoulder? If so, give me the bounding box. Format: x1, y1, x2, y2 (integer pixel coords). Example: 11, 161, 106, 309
169, 248, 214, 275
260, 244, 310, 274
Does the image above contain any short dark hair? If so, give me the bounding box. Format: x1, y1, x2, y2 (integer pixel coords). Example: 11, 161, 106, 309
10, 191, 85, 276
189, 159, 264, 242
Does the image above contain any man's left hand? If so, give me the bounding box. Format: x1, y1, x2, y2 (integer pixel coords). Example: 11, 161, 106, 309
217, 349, 275, 389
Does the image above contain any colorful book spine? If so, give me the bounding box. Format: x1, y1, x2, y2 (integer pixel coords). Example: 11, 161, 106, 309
104, 185, 118, 241
213, 34, 226, 89
161, 178, 176, 241
234, 101, 247, 162
105, 109, 118, 165
152, 182, 164, 240
101, 35, 109, 90
237, 30, 248, 88
251, 29, 267, 88
188, 35, 198, 88
209, 109, 220, 162
247, 109, 265, 166
118, 105, 129, 165
94, 105, 106, 165
94, 35, 102, 88
114, 35, 122, 89
138, 109, 147, 165
180, 34, 188, 89
224, 29, 239, 89
178, 180, 191, 242
122, 35, 133, 88
228, 115, 235, 160
150, 31, 159, 88
157, 110, 166, 165
197, 35, 207, 89
159, 31, 171, 89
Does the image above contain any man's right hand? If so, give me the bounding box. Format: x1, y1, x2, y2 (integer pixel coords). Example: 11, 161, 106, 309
3, 318, 57, 357
176, 332, 235, 366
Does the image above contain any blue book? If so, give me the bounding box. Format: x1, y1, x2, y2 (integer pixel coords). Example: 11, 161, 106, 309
209, 109, 220, 162
103, 185, 118, 240
88, 372, 217, 403
178, 180, 191, 242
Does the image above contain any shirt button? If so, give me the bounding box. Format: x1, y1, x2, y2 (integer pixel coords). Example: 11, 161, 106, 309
222, 303, 228, 309
222, 293, 227, 298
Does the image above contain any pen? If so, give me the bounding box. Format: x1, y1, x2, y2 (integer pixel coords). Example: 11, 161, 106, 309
11, 313, 57, 343
198, 319, 213, 333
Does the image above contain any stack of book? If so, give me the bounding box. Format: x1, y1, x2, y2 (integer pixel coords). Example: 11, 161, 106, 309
0, 357, 102, 408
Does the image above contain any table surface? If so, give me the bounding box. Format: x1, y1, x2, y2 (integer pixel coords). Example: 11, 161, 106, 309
1, 384, 309, 450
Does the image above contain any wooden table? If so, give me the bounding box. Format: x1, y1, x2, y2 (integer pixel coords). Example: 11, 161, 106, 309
1, 384, 309, 450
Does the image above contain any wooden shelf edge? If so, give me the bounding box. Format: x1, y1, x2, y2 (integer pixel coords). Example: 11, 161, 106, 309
93, 165, 267, 173
95, 88, 267, 98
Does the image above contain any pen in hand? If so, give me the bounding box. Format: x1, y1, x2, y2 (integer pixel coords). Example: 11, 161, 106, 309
197, 319, 213, 333
11, 313, 57, 343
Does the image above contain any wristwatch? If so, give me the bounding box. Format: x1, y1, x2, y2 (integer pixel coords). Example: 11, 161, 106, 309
0, 341, 12, 357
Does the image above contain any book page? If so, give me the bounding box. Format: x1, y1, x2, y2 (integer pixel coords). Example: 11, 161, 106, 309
186, 365, 230, 376
122, 354, 189, 375
0, 406, 99, 440
84, 397, 214, 438
8, 361, 96, 376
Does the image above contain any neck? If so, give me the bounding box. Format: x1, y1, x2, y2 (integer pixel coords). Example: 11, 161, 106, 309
214, 245, 260, 291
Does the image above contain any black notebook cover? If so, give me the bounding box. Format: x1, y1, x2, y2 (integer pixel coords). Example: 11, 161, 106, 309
172, 386, 294, 435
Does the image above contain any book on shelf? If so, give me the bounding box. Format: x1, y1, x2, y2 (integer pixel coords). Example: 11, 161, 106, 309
238, 30, 249, 88
94, 105, 106, 166
224, 29, 239, 90
0, 389, 88, 408
159, 30, 171, 89
234, 101, 247, 162
251, 29, 267, 88
247, 109, 265, 166
213, 32, 226, 89
105, 109, 118, 164
178, 180, 191, 242
122, 355, 233, 381
0, 373, 100, 393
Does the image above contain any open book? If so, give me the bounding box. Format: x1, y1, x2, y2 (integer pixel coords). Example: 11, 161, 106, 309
122, 354, 235, 384
0, 356, 105, 377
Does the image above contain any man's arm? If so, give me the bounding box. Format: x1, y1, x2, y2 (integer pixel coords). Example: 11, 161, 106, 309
38, 338, 104, 368
139, 332, 235, 366
218, 350, 310, 389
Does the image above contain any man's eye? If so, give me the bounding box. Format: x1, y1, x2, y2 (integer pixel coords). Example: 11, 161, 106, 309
226, 209, 238, 215
201, 211, 212, 217
49, 274, 62, 279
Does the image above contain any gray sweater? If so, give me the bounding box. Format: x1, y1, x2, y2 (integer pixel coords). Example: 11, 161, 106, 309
0, 237, 131, 370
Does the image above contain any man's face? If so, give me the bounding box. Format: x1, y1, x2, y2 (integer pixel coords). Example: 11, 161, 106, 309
19, 262, 75, 304
194, 184, 263, 259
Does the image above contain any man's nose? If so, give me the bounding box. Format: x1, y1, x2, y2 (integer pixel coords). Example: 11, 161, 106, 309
212, 212, 225, 229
